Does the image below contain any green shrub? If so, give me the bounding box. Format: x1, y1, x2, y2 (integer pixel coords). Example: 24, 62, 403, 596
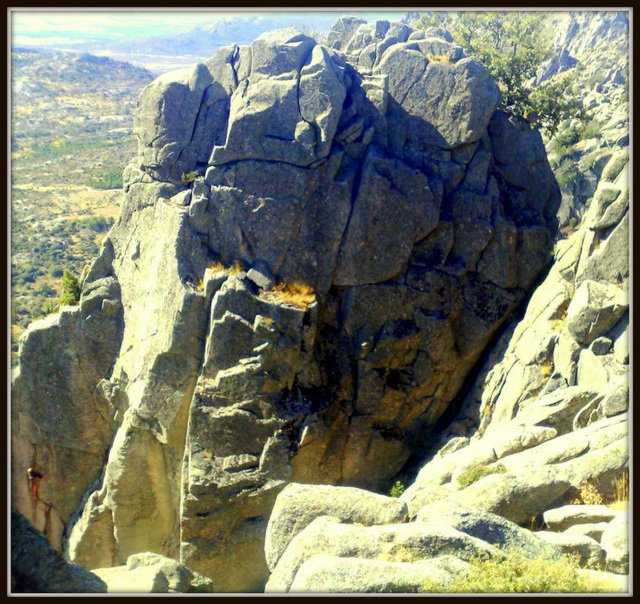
58, 269, 81, 306
180, 170, 199, 184
389, 480, 406, 498
457, 463, 507, 489
42, 299, 58, 315
580, 119, 602, 141
88, 169, 123, 190
421, 551, 622, 593
554, 159, 581, 189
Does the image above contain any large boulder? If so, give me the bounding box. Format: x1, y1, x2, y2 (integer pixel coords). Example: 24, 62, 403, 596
92, 553, 213, 593
288, 555, 465, 593
600, 512, 629, 574
543, 505, 618, 532
265, 483, 408, 570
265, 516, 502, 593
415, 503, 559, 560
535, 531, 605, 569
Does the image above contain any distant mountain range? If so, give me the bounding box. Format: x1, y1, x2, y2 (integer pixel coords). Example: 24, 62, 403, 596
14, 12, 405, 73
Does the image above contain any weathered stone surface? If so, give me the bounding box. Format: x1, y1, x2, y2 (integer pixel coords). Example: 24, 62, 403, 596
11, 506, 107, 593
535, 531, 605, 569
326, 16, 368, 50
576, 212, 629, 286
565, 522, 609, 543
11, 248, 123, 551
601, 512, 629, 574
543, 505, 617, 532
265, 516, 502, 593
597, 378, 629, 417
135, 63, 215, 181
265, 483, 408, 570
414, 503, 559, 561
12, 17, 562, 593
92, 565, 169, 593
288, 555, 462, 593
515, 387, 603, 436
92, 553, 213, 593
565, 280, 628, 345
444, 470, 573, 526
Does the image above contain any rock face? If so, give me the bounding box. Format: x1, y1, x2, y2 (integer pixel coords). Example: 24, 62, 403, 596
12, 21, 561, 592
92, 552, 214, 593
11, 506, 107, 593
541, 12, 629, 228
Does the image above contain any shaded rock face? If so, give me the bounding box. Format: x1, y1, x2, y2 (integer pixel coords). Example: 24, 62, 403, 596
12, 22, 560, 592
11, 506, 107, 593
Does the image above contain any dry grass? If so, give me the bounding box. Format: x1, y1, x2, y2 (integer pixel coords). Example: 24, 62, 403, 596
259, 281, 316, 310
570, 472, 629, 508
209, 259, 245, 275
426, 53, 453, 64
612, 472, 629, 505
540, 360, 554, 377
572, 480, 604, 505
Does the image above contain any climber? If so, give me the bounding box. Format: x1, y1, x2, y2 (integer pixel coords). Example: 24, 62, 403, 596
26, 467, 43, 501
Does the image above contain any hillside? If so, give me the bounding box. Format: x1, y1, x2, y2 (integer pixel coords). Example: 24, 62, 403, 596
10, 49, 154, 361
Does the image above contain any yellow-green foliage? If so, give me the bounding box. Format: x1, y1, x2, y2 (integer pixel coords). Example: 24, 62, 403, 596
576, 480, 604, 506
389, 480, 406, 498
422, 552, 622, 593
180, 170, 199, 184
59, 268, 81, 306
457, 463, 507, 489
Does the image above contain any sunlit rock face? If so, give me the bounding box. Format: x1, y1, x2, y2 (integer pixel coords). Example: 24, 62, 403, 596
12, 20, 560, 592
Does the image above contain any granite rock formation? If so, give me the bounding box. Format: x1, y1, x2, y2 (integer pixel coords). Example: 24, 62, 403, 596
12, 20, 561, 591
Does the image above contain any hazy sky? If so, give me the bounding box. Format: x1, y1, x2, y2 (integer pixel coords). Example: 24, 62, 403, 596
11, 9, 409, 46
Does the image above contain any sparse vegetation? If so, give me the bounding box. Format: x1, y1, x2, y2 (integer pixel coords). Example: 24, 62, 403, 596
457, 462, 507, 489
259, 281, 316, 310
421, 551, 622, 593
612, 471, 629, 506
425, 53, 453, 64
11, 48, 151, 364
389, 480, 406, 498
412, 11, 588, 135
570, 471, 629, 509
180, 171, 200, 184
88, 168, 123, 190
574, 480, 604, 505
58, 269, 81, 306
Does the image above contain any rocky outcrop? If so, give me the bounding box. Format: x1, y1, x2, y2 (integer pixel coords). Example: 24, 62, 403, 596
541, 12, 629, 227
12, 20, 561, 592
258, 79, 629, 590
262, 484, 627, 592
11, 506, 107, 593
92, 552, 213, 593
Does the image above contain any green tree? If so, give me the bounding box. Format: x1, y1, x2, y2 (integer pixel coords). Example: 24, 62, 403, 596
412, 12, 588, 134
59, 269, 81, 306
